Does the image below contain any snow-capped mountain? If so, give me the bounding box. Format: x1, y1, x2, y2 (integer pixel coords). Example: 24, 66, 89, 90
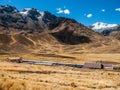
0, 5, 110, 46
20, 8, 45, 20
0, 5, 120, 40
0, 5, 57, 30
89, 22, 120, 36
90, 22, 119, 33
0, 5, 120, 54
0, 5, 18, 13
20, 8, 57, 23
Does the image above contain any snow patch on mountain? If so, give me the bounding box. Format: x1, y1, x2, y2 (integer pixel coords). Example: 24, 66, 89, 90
20, 8, 44, 20
20, 8, 31, 15
90, 22, 119, 33
37, 11, 44, 19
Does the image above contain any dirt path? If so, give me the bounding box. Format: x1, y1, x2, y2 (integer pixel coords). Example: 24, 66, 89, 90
25, 36, 37, 46
10, 35, 16, 45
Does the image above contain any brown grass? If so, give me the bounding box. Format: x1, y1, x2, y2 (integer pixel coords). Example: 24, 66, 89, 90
0, 78, 30, 90
1, 53, 120, 65
0, 53, 120, 90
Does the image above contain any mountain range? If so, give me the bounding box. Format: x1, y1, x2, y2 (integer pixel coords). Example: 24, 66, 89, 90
89, 22, 120, 40
0, 5, 57, 31
0, 5, 120, 53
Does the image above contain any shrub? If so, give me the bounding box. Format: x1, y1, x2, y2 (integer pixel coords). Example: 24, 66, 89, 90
70, 82, 77, 87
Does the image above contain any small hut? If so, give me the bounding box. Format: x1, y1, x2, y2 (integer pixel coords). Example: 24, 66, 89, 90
83, 62, 103, 69
8, 57, 23, 63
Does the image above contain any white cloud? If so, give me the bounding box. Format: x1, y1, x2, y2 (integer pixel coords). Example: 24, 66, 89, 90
57, 8, 70, 15
87, 14, 92, 18
101, 9, 105, 12
115, 8, 120, 12
64, 9, 70, 14
57, 8, 63, 14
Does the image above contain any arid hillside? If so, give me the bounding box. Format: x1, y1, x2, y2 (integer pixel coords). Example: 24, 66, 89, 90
0, 23, 120, 54
0, 5, 120, 54
0, 32, 120, 54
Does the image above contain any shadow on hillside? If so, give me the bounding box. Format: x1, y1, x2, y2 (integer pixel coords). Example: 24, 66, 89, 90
35, 53, 76, 59
51, 30, 91, 45
7, 69, 67, 74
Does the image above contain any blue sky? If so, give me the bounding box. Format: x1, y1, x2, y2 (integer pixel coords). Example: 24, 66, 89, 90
0, 0, 120, 26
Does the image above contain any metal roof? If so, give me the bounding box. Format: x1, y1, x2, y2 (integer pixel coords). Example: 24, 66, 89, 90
83, 62, 102, 69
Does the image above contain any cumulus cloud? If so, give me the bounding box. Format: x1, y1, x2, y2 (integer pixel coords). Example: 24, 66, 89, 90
63, 9, 70, 14
57, 8, 70, 15
115, 8, 120, 12
86, 13, 92, 18
101, 9, 105, 12
57, 8, 63, 14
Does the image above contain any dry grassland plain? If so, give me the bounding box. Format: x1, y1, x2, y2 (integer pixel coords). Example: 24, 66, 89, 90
0, 53, 120, 90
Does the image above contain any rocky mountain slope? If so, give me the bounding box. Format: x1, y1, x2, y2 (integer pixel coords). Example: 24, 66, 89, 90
0, 5, 57, 31
0, 5, 120, 53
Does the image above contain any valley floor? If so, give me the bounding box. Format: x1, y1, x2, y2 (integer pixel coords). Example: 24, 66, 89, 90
0, 53, 120, 90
